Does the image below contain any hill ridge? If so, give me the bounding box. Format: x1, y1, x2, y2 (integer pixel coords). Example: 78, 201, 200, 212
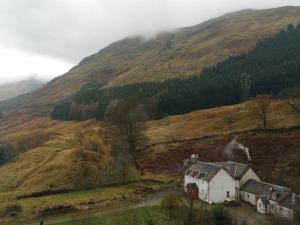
1, 6, 300, 114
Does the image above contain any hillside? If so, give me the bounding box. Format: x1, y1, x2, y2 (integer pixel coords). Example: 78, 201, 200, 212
0, 99, 299, 192
52, 24, 300, 121
0, 78, 44, 101
0, 100, 299, 222
1, 6, 300, 114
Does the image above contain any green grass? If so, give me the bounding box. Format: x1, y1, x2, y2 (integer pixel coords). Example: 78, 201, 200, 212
254, 219, 269, 225
51, 206, 177, 225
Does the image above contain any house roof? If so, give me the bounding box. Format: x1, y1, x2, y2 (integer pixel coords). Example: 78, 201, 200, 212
278, 192, 300, 209
186, 161, 221, 182
186, 161, 250, 182
241, 179, 290, 197
259, 195, 270, 205
213, 161, 250, 179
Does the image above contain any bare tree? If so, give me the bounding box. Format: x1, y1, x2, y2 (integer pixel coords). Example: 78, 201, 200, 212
248, 94, 272, 130
286, 88, 300, 115
104, 97, 148, 157
103, 97, 148, 183
224, 115, 234, 134
287, 99, 300, 115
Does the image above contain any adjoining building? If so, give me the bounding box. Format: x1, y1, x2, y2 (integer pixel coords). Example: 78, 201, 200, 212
241, 179, 299, 220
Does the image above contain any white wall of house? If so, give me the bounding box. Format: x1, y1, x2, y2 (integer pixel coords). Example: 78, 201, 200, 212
197, 179, 209, 202
275, 205, 294, 220
184, 174, 209, 202
240, 191, 258, 206
257, 198, 269, 214
208, 169, 236, 204
184, 174, 197, 191
239, 168, 261, 188
269, 200, 277, 214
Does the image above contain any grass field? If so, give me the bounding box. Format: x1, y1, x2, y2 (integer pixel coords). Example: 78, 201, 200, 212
50, 206, 174, 225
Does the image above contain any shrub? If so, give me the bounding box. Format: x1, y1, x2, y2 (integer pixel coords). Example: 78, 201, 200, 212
160, 193, 182, 220
4, 203, 23, 217
211, 204, 232, 225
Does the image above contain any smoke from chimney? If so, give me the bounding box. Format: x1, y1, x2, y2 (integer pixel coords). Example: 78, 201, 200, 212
224, 136, 251, 161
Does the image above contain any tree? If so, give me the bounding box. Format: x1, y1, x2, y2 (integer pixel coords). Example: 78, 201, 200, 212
103, 97, 147, 184
160, 193, 182, 220
224, 115, 234, 134
248, 94, 272, 130
286, 88, 300, 116
104, 97, 148, 157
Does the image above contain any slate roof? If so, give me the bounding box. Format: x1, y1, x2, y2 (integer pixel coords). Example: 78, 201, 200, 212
278, 192, 300, 209
186, 161, 221, 182
241, 179, 290, 197
260, 195, 271, 205
186, 161, 250, 182
214, 161, 250, 179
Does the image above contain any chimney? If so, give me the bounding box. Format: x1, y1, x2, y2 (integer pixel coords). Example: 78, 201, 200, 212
245, 159, 252, 167
183, 154, 199, 170
190, 154, 199, 163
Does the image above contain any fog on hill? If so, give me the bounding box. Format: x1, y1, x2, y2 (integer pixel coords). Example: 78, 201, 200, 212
0, 77, 45, 101
0, 1, 300, 85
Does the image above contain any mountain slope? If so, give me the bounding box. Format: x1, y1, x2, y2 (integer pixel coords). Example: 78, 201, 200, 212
1, 6, 300, 114
0, 78, 44, 101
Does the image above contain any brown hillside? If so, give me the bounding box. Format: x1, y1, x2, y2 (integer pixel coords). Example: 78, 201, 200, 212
1, 6, 300, 114
0, 99, 298, 192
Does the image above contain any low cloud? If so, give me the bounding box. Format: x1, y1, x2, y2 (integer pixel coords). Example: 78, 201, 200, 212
0, 0, 299, 83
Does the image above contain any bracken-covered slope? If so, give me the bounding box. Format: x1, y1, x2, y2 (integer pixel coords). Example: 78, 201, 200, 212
1, 6, 300, 114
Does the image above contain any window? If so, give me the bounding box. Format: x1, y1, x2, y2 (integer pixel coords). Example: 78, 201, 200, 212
226, 191, 230, 198
247, 194, 250, 198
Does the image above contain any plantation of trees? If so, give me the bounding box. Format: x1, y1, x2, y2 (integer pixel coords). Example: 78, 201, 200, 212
52, 24, 300, 121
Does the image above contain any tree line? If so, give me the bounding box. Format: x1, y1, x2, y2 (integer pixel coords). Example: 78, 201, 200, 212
51, 24, 300, 121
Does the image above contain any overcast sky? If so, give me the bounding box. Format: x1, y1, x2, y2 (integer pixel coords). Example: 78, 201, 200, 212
0, 0, 299, 84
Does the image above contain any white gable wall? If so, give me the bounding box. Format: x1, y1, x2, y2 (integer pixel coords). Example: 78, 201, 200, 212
239, 168, 261, 188
184, 174, 197, 191
257, 198, 269, 214
197, 179, 209, 202
208, 169, 236, 204
184, 174, 210, 203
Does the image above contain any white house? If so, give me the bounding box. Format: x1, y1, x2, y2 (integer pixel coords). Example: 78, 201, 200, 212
184, 160, 299, 220
184, 161, 260, 204
241, 179, 300, 220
